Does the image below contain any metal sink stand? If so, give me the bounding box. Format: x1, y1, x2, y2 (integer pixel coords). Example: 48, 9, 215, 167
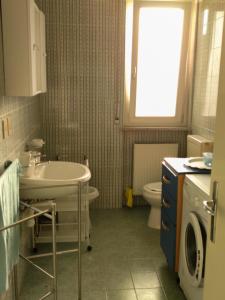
19, 181, 84, 300
0, 201, 57, 300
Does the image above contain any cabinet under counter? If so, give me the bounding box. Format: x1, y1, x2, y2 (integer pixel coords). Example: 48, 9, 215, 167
160, 157, 210, 272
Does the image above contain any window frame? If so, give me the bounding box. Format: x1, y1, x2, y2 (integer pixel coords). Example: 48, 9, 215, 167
125, 1, 192, 127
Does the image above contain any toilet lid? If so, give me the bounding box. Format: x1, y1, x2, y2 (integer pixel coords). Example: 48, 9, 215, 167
144, 182, 162, 193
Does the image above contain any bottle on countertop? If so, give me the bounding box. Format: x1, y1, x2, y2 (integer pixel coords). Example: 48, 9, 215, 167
83, 155, 89, 168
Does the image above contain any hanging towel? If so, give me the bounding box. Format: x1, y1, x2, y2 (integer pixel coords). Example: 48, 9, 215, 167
0, 159, 20, 293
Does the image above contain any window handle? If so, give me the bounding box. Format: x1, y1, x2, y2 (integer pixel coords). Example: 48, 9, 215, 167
132, 67, 137, 80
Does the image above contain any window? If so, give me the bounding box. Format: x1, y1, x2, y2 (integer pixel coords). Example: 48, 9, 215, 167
124, 1, 191, 127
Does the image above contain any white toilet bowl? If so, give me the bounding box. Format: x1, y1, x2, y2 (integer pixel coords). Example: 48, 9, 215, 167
88, 186, 99, 204
142, 182, 162, 229
54, 186, 99, 211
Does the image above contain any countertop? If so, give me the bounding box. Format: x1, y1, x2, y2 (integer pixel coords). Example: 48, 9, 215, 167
163, 157, 211, 175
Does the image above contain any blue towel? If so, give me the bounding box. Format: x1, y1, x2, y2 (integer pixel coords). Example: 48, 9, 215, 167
0, 159, 20, 293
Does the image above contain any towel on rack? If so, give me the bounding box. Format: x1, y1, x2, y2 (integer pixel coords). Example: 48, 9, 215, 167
0, 159, 20, 293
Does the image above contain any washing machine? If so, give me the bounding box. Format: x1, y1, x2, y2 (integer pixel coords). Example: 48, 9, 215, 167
179, 174, 211, 300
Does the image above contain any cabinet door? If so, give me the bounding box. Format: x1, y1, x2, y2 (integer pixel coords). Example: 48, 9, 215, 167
1, 0, 46, 96
29, 0, 42, 94
161, 193, 177, 223
40, 11, 47, 92
162, 164, 178, 199
160, 211, 176, 270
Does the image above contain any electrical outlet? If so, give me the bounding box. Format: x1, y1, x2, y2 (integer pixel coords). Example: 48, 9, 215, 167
2, 119, 8, 139
7, 117, 12, 136
0, 120, 3, 140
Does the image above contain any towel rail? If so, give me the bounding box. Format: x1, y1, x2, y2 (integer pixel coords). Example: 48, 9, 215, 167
20, 200, 52, 219
26, 248, 78, 260
0, 209, 50, 232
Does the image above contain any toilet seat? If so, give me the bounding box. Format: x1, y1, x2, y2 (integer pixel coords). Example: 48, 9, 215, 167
143, 182, 162, 194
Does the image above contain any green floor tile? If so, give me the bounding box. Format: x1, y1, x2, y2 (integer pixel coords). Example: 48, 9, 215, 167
136, 288, 167, 300
163, 285, 186, 300
107, 289, 137, 300
20, 208, 184, 300
128, 259, 155, 273
103, 258, 130, 273
156, 265, 178, 290
82, 271, 106, 291
105, 271, 134, 290
132, 272, 161, 289
82, 289, 107, 300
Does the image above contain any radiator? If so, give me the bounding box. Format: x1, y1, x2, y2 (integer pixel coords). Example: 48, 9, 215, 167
133, 144, 178, 195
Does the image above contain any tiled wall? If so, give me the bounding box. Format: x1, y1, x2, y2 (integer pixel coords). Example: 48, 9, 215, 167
0, 95, 40, 164
37, 0, 125, 209
37, 0, 188, 209
0, 8, 40, 300
191, 1, 225, 140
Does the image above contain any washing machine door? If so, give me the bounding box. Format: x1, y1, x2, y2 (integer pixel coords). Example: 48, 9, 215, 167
184, 212, 204, 287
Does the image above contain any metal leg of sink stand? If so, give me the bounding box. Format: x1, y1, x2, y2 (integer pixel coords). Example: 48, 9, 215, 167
13, 265, 18, 300
78, 182, 82, 300
52, 203, 57, 300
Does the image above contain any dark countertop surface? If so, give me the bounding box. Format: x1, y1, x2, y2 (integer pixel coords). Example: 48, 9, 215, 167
163, 157, 211, 175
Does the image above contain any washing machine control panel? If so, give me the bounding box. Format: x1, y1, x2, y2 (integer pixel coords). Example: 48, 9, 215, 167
184, 177, 210, 222
193, 196, 201, 208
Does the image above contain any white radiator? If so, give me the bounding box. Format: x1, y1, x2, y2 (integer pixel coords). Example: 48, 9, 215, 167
133, 144, 178, 195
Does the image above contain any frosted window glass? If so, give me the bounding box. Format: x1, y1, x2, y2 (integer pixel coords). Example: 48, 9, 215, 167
135, 8, 184, 117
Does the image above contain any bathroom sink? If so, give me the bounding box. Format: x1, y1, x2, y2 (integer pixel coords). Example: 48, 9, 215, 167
20, 161, 91, 200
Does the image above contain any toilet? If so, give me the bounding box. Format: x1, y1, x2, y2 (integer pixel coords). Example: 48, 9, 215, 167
54, 186, 99, 211
142, 134, 213, 230
142, 182, 162, 229
87, 186, 99, 204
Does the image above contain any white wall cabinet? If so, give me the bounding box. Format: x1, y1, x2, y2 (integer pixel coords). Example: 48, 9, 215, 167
1, 0, 47, 96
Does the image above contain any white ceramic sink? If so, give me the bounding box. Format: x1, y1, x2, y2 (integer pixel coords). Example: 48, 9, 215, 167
20, 161, 91, 200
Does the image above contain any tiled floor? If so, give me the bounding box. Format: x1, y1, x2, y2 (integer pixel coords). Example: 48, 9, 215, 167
20, 208, 186, 300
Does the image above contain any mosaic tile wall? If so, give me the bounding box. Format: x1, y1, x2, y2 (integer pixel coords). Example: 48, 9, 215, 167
36, 0, 124, 209
37, 0, 188, 208
191, 0, 225, 140
0, 94, 40, 164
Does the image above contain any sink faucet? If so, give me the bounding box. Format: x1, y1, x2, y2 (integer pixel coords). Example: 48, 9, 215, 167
35, 160, 50, 167
30, 151, 47, 166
